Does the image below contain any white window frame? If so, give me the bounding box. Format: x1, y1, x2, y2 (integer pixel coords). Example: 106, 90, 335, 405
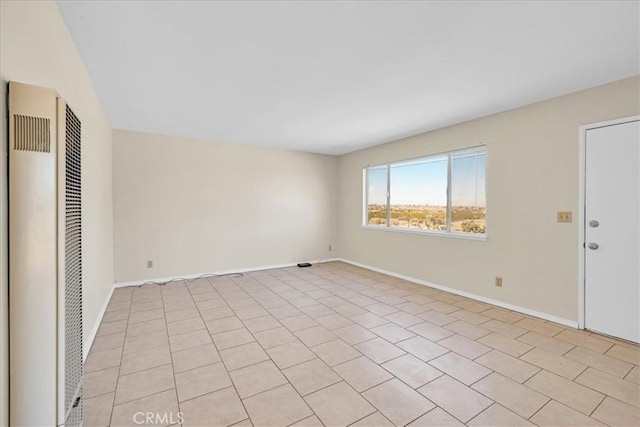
362, 145, 487, 241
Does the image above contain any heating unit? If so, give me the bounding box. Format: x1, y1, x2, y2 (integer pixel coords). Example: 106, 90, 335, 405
8, 82, 84, 426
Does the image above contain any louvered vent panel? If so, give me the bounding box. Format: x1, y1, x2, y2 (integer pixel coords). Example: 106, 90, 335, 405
67, 386, 83, 427
13, 114, 51, 152
64, 105, 83, 427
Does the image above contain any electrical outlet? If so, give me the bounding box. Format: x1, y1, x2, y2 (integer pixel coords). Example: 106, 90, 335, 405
557, 211, 572, 223
328, 245, 333, 252
147, 260, 153, 269
495, 276, 503, 287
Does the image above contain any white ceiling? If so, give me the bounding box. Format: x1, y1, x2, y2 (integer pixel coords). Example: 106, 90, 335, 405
57, 1, 639, 155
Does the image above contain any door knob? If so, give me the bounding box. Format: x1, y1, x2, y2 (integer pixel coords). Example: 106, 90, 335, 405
588, 243, 599, 250
589, 220, 599, 227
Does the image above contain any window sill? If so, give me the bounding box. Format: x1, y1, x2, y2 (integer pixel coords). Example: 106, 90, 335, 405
360, 225, 488, 241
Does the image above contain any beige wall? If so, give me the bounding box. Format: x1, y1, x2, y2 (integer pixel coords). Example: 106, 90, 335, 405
338, 76, 640, 323
0, 1, 114, 423
113, 129, 338, 282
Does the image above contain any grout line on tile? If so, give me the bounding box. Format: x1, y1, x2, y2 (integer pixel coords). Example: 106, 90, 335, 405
193, 277, 252, 420
108, 294, 133, 426
588, 394, 609, 418
526, 398, 554, 422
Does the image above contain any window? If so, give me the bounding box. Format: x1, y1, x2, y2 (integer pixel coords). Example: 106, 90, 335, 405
363, 146, 486, 236
366, 166, 388, 226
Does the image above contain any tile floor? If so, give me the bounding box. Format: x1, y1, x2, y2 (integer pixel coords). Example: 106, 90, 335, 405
84, 262, 640, 427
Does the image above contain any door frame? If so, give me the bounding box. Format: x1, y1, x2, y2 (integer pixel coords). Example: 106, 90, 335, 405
578, 115, 640, 330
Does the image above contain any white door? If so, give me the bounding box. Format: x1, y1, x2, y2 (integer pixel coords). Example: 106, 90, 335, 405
584, 120, 640, 343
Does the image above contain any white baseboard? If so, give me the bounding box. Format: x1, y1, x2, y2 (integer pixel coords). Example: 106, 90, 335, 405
337, 258, 578, 328
84, 285, 114, 362
113, 258, 341, 288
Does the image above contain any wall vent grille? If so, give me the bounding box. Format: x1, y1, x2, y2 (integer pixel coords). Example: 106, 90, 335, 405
13, 114, 51, 152
64, 105, 83, 426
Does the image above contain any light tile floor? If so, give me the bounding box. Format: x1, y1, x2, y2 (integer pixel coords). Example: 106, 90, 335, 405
84, 262, 640, 427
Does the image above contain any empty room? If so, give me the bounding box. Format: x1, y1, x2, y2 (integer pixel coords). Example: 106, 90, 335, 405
1, 0, 639, 426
